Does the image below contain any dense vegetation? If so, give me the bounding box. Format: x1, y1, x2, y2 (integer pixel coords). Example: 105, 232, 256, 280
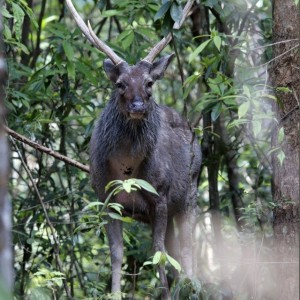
1, 0, 299, 299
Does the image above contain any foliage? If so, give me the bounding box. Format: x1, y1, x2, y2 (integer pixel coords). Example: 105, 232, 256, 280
2, 0, 281, 298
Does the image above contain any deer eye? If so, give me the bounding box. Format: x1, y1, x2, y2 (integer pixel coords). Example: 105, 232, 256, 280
146, 81, 153, 89
116, 82, 126, 91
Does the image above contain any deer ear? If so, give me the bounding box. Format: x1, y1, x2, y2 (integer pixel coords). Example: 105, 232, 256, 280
103, 59, 120, 82
150, 53, 175, 81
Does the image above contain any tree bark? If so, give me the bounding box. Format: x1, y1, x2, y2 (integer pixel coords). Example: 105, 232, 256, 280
271, 1, 299, 299
0, 8, 13, 294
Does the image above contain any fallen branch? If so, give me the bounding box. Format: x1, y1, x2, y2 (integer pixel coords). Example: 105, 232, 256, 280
4, 126, 90, 173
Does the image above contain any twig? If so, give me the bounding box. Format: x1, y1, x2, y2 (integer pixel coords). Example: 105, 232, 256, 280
9, 136, 73, 300
4, 126, 90, 173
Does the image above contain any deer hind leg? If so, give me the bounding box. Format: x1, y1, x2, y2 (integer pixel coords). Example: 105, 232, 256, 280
106, 218, 123, 293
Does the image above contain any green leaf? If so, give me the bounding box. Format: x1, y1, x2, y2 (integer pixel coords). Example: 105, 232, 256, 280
189, 39, 211, 63
166, 253, 181, 272
277, 150, 285, 166
154, 1, 171, 22
123, 180, 133, 193
152, 251, 162, 264
122, 31, 135, 49
102, 10, 121, 17
67, 61, 75, 79
278, 127, 285, 143
1, 7, 13, 18
63, 41, 74, 61
11, 2, 25, 41
170, 3, 183, 23
213, 36, 221, 51
242, 85, 251, 98
134, 179, 159, 196
238, 101, 249, 118
82, 201, 104, 211
211, 102, 222, 121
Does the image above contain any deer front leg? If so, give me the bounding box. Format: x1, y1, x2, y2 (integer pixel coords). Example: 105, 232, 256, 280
106, 218, 123, 293
152, 200, 170, 299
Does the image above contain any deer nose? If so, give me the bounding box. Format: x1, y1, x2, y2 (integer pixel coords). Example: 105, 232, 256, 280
129, 98, 146, 113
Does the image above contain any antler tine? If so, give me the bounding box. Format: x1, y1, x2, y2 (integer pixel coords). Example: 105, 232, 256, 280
143, 0, 195, 64
65, 0, 124, 65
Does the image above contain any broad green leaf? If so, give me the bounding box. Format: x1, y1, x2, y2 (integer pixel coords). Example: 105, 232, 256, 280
213, 36, 221, 51
276, 86, 292, 93
152, 251, 162, 264
211, 102, 222, 121
102, 10, 121, 17
63, 41, 74, 61
123, 180, 133, 193
238, 101, 250, 118
170, 2, 183, 23
134, 179, 159, 196
137, 27, 156, 39
116, 29, 132, 41
82, 202, 104, 211
11, 3, 25, 41
166, 254, 181, 272
277, 150, 285, 166
1, 7, 13, 18
278, 127, 285, 144
154, 1, 171, 22
105, 180, 123, 192
242, 85, 251, 98
189, 39, 211, 63
67, 61, 75, 79
184, 73, 201, 86
122, 31, 135, 49
3, 24, 12, 40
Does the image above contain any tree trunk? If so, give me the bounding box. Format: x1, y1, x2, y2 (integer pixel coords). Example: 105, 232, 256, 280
0, 8, 13, 295
271, 1, 299, 299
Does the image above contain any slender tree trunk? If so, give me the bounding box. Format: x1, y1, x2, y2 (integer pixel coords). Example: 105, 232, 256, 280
271, 1, 299, 299
0, 7, 13, 294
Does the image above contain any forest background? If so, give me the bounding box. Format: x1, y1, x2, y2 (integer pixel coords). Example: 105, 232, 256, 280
0, 0, 299, 299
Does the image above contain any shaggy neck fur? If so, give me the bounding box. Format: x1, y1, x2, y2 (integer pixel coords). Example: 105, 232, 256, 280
97, 93, 160, 158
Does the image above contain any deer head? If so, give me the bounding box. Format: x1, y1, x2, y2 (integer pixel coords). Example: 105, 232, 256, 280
103, 55, 174, 120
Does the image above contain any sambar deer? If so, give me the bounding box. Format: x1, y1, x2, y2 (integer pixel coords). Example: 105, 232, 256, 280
66, 0, 201, 298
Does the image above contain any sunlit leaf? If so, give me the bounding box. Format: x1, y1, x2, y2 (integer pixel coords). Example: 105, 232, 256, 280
238, 101, 250, 118
278, 127, 285, 144
134, 179, 159, 196
277, 150, 285, 166
166, 253, 181, 272
152, 251, 162, 264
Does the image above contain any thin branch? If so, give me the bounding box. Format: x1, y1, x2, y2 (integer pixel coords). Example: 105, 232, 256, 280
30, 0, 47, 68
5, 126, 90, 173
9, 136, 73, 300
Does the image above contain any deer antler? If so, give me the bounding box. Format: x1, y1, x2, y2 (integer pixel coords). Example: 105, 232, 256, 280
65, 0, 124, 65
143, 0, 195, 64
